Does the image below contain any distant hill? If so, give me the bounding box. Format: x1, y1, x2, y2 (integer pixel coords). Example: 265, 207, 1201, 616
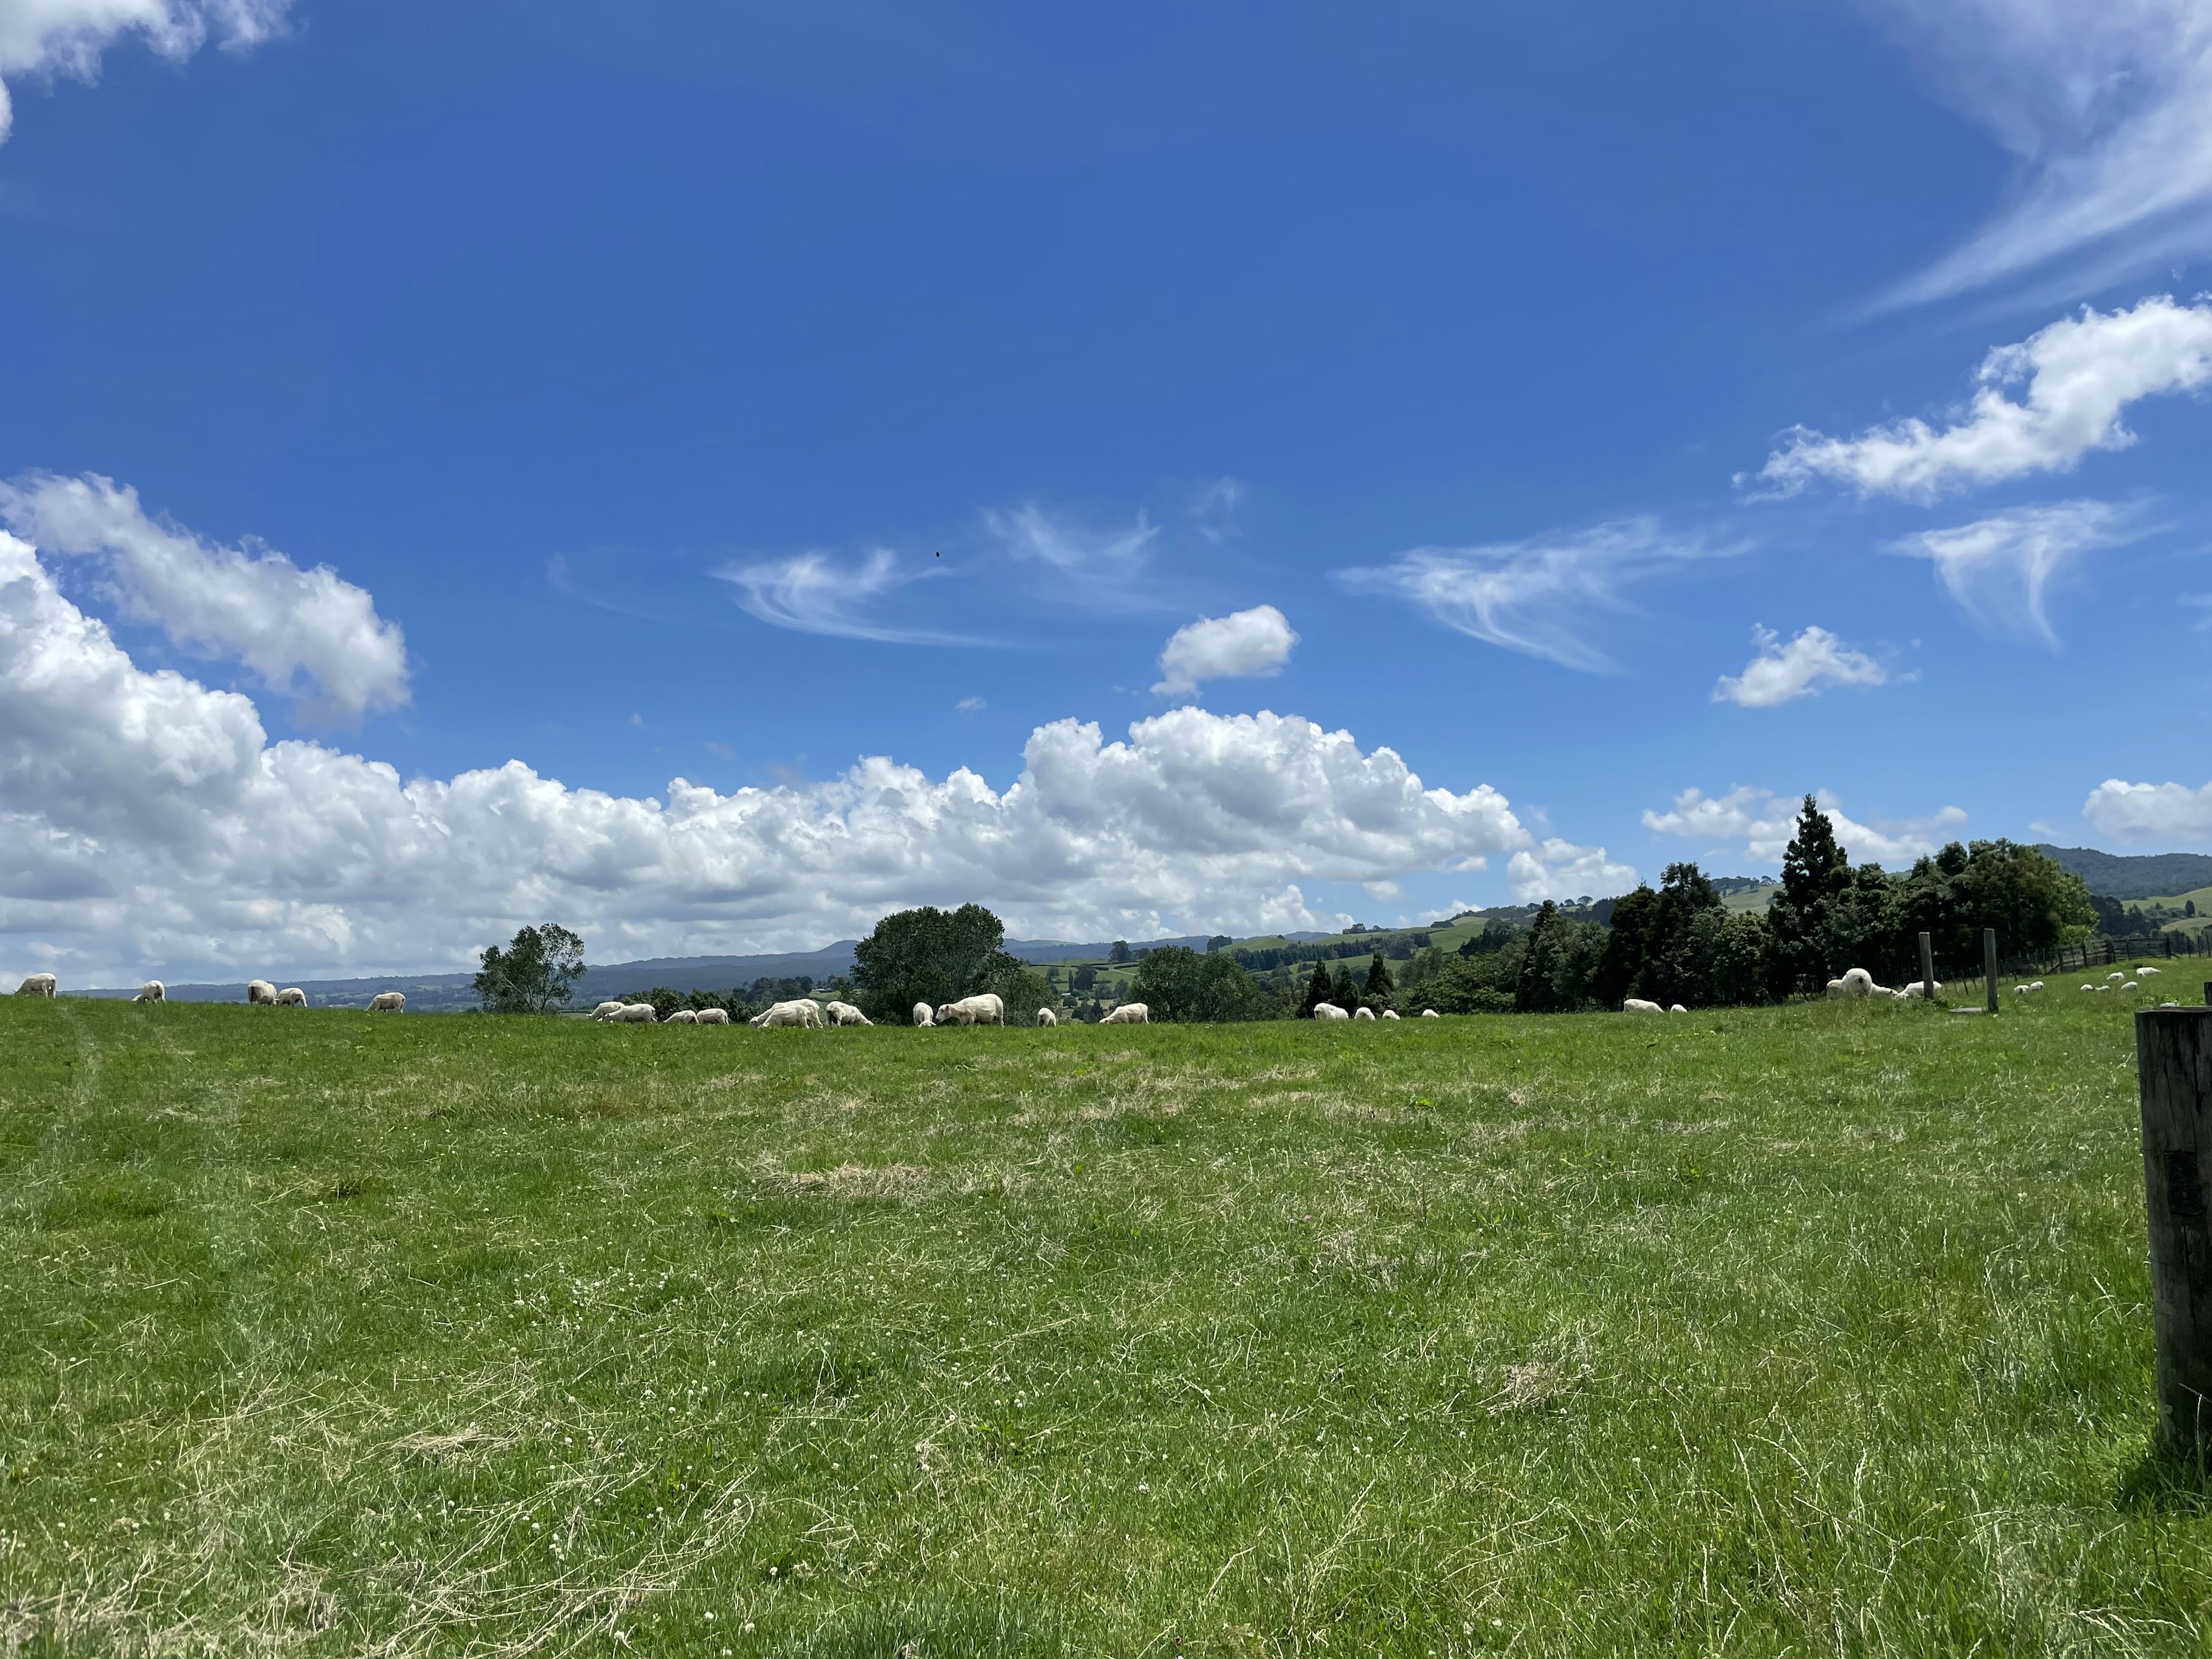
2035, 846, 2212, 902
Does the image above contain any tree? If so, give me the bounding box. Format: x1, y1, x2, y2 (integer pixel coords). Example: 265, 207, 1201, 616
1768, 796, 1854, 995
1071, 965, 1099, 993
1206, 934, 1233, 953
1130, 946, 1269, 1021
474, 923, 586, 1014
1108, 940, 1134, 964
1300, 956, 1335, 1017
851, 904, 1027, 1022
1363, 951, 1393, 1002
1514, 902, 1607, 1012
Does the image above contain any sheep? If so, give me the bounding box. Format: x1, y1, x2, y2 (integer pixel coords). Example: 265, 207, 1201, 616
1899, 980, 1941, 998
696, 1007, 730, 1025
2081, 984, 2096, 992
1036, 1007, 1059, 1027
1353, 1006, 1377, 1020
666, 1008, 699, 1024
1421, 1009, 1439, 1018
2142, 966, 2164, 978
1669, 1004, 1687, 1013
912, 1002, 934, 1027
1312, 1002, 1350, 1020
1100, 1002, 1150, 1024
13, 973, 55, 997
132, 980, 164, 1003
2123, 981, 2139, 991
276, 987, 307, 1007
1623, 998, 1664, 1013
824, 1001, 873, 1027
590, 1001, 626, 1020
369, 991, 406, 1012
1381, 1009, 1401, 1020
2108, 972, 2127, 983
605, 1002, 655, 1022
2031, 981, 2045, 991
751, 1000, 823, 1028
247, 979, 278, 1006
935, 994, 1006, 1027
2013, 982, 2045, 996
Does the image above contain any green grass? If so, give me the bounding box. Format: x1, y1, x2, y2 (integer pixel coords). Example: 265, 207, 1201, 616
1, 988, 2205, 1656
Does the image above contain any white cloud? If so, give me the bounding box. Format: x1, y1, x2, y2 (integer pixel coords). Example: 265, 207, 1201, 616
0, 0, 287, 142
1335, 517, 1732, 673
1507, 839, 1637, 903
956, 695, 986, 714
1751, 297, 2212, 501
1152, 604, 1298, 696
980, 502, 1161, 610
0, 471, 406, 724
1190, 478, 1244, 542
2082, 777, 2212, 841
1869, 0, 2212, 307
713, 548, 972, 645
1712, 625, 1887, 709
1885, 499, 2145, 645
0, 529, 1540, 982
1643, 786, 1967, 866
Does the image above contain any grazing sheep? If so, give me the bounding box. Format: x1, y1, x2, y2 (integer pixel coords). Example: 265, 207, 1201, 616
247, 979, 278, 1006
605, 1002, 655, 1022
14, 972, 56, 997
1381, 1009, 1401, 1020
2081, 984, 2096, 992
1100, 1002, 1150, 1024
133, 980, 165, 1003
695, 1007, 730, 1025
2108, 972, 2127, 983
1421, 1009, 1439, 1018
824, 1001, 873, 1027
912, 1002, 934, 1027
935, 994, 1006, 1027
1353, 1006, 1377, 1020
1623, 998, 1664, 1013
591, 1001, 626, 1020
1669, 1004, 1687, 1013
369, 991, 406, 1012
751, 1000, 823, 1028
1900, 980, 1941, 998
1036, 1007, 1059, 1027
666, 1008, 699, 1024
2164, 1001, 2183, 1008
2124, 980, 2140, 991
1312, 1003, 1350, 1020
276, 987, 307, 1007
2141, 966, 2163, 978
2031, 981, 2045, 991
2097, 985, 2112, 993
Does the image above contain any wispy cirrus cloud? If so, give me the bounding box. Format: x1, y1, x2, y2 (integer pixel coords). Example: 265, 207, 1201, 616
980, 501, 1163, 609
1712, 625, 1888, 709
713, 549, 978, 645
1867, 0, 2212, 308
1334, 517, 1737, 673
1749, 297, 2212, 502
1884, 498, 2147, 646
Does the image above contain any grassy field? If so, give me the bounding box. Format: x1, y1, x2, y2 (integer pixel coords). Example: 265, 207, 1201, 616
2, 983, 2206, 1656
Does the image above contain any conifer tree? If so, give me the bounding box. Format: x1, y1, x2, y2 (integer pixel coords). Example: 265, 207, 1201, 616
1301, 956, 1334, 1017
1363, 950, 1393, 1001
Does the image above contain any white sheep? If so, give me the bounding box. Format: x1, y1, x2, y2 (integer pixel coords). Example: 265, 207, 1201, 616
2108, 972, 2127, 983
1669, 1004, 1687, 1013
912, 1002, 935, 1027
1312, 1003, 1350, 1020
1353, 1006, 1377, 1020
2124, 980, 2140, 991
369, 991, 406, 1012
1381, 1009, 1401, 1020
667, 1008, 699, 1024
13, 972, 56, 997
610, 1002, 657, 1022
2139, 965, 2163, 977
824, 1001, 873, 1027
1899, 980, 1941, 998
247, 979, 278, 1005
591, 1000, 626, 1020
133, 980, 164, 1003
935, 994, 1006, 1027
1036, 1007, 1059, 1027
1421, 1009, 1439, 1018
751, 1000, 823, 1028
2081, 984, 2096, 992
1623, 998, 1664, 1013
695, 1007, 730, 1025
1100, 1002, 1150, 1024
276, 987, 307, 1007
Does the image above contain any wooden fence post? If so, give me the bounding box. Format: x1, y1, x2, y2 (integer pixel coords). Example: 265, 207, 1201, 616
1919, 931, 1936, 1001
1983, 927, 1998, 1013
2137, 1007, 2212, 1454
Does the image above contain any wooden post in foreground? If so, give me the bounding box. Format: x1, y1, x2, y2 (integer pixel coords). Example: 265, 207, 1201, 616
2136, 1007, 2212, 1453
1983, 927, 1998, 1013
1919, 931, 1936, 1001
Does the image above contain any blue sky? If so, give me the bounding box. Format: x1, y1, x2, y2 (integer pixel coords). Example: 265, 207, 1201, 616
5, 0, 2212, 979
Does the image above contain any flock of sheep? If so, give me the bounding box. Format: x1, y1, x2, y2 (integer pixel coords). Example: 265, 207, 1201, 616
586, 991, 1169, 1028
6, 974, 406, 1010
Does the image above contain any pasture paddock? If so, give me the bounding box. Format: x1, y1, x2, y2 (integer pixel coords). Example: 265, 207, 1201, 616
0, 988, 2202, 1655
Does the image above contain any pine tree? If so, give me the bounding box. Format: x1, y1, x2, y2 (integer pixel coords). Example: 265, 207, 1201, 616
1514, 901, 1558, 1012
1301, 956, 1334, 1017
1363, 950, 1393, 1001
1769, 795, 1853, 996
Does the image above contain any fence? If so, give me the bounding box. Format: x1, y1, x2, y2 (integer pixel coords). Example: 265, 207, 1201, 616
1963, 930, 2212, 984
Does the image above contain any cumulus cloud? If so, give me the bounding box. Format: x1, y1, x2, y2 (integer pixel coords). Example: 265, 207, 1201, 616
1643, 785, 1966, 866
1751, 297, 2212, 501
1335, 517, 1732, 673
0, 471, 406, 723
713, 548, 973, 645
1507, 839, 1637, 904
1869, 0, 2212, 307
1711, 625, 1887, 709
0, 529, 1537, 982
1885, 499, 2144, 645
2082, 777, 2212, 841
0, 0, 288, 141
1152, 604, 1298, 696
